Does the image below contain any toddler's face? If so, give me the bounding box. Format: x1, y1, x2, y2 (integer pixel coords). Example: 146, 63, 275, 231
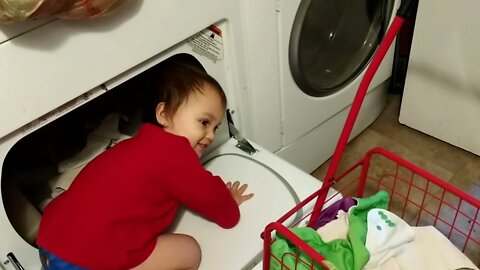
157, 84, 225, 157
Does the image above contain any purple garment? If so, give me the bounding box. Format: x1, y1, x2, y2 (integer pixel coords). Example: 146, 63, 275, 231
312, 197, 356, 230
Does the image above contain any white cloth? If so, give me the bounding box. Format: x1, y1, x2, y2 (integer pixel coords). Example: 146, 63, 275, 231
364, 208, 415, 269
316, 210, 349, 242
40, 114, 131, 210
58, 113, 130, 174
365, 226, 479, 270
49, 113, 130, 191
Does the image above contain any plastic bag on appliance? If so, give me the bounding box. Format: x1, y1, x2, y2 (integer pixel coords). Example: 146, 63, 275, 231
57, 0, 130, 20
0, 0, 73, 23
0, 0, 129, 23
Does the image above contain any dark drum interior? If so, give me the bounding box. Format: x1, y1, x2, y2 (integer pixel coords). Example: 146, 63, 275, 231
289, 0, 393, 96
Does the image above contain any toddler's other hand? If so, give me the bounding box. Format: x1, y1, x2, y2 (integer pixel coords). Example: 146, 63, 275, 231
226, 181, 254, 206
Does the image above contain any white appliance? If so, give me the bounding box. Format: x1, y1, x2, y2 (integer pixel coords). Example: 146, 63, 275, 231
0, 0, 253, 140
239, 0, 401, 173
0, 2, 337, 269
0, 18, 53, 44
399, 0, 480, 156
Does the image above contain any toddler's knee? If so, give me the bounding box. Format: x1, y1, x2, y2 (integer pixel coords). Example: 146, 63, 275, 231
185, 235, 201, 266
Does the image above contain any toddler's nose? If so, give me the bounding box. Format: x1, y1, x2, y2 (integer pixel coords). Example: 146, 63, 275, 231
205, 129, 215, 141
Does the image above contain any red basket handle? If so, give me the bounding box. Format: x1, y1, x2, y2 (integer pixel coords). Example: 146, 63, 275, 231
308, 0, 418, 227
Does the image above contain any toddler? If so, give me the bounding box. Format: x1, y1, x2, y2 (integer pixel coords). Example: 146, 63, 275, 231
36, 62, 254, 270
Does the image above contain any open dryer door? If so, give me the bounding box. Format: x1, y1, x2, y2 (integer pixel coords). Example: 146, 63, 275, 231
169, 137, 332, 270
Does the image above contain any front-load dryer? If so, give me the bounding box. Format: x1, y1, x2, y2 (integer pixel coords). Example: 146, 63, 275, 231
0, 21, 337, 269
239, 0, 400, 173
0, 0, 252, 141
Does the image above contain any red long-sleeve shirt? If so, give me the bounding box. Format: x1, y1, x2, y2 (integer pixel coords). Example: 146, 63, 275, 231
37, 123, 239, 269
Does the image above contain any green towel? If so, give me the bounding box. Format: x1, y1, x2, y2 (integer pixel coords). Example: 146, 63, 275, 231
270, 190, 390, 270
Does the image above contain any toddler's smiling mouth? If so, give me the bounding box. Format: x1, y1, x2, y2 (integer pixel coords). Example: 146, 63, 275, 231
195, 143, 209, 156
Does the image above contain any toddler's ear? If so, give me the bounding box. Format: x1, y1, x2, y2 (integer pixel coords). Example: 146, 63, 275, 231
155, 102, 169, 127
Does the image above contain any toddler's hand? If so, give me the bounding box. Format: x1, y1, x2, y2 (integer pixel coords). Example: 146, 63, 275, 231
226, 181, 254, 206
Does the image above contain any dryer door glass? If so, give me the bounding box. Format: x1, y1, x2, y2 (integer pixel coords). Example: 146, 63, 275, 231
290, 0, 393, 96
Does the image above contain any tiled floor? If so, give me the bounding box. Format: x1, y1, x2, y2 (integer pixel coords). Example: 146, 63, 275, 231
312, 94, 480, 192
311, 93, 480, 265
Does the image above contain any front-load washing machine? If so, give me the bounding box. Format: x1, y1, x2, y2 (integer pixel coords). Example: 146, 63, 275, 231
239, 0, 400, 173
0, 16, 337, 270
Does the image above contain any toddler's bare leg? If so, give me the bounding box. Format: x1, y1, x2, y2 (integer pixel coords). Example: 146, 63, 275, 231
131, 233, 201, 270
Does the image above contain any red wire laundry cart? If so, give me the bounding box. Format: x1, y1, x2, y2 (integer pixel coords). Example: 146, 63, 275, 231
261, 1, 480, 269
262, 148, 480, 269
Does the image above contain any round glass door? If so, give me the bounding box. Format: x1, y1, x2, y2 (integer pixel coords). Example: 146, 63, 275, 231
289, 0, 393, 96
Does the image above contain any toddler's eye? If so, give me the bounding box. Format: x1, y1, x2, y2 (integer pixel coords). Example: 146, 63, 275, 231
200, 120, 210, 126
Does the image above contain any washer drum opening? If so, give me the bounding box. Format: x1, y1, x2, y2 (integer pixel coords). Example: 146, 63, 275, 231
289, 0, 393, 97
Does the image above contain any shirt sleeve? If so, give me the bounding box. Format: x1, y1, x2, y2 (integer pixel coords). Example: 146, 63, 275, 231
161, 142, 240, 229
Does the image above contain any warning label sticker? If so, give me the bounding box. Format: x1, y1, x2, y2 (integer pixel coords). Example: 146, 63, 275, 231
188, 25, 224, 63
